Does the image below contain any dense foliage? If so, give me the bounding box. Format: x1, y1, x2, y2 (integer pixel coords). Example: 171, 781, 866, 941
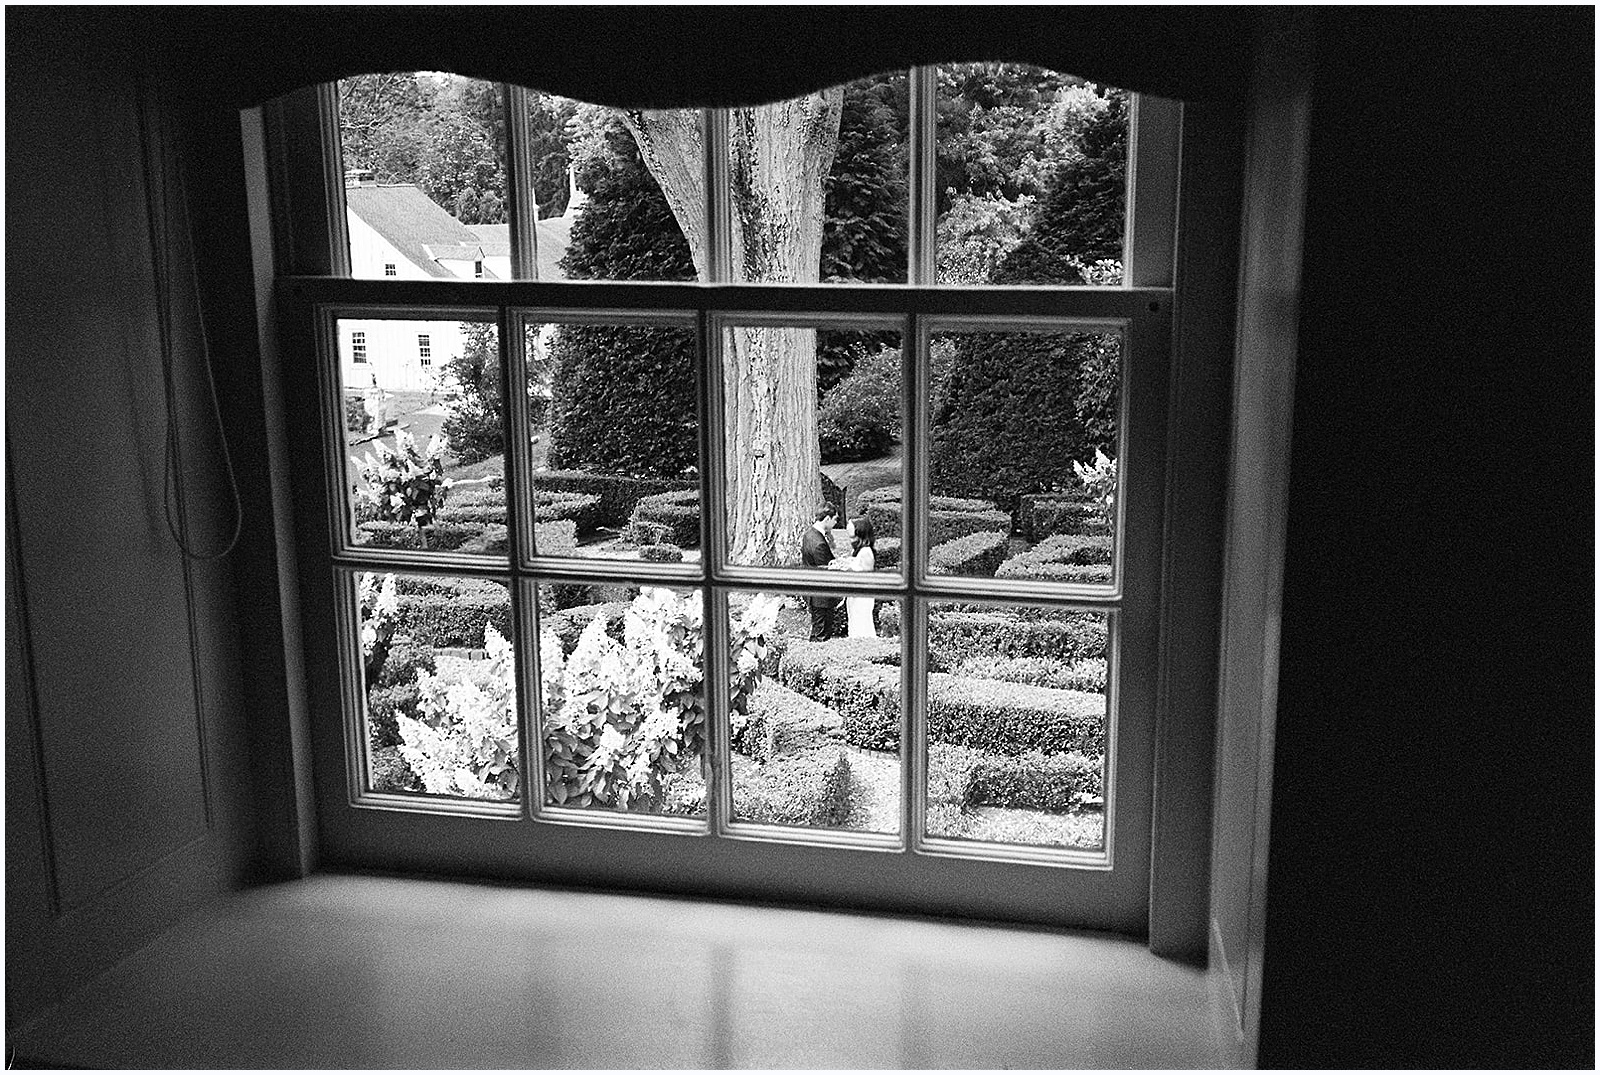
817, 346, 901, 462
338, 73, 574, 222
545, 123, 700, 477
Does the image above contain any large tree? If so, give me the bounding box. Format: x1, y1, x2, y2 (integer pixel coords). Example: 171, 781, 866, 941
624, 94, 844, 566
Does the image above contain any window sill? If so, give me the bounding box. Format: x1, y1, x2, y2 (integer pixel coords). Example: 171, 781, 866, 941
11, 872, 1226, 1068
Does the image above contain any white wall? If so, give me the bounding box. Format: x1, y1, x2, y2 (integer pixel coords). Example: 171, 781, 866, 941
338, 317, 466, 395
346, 210, 432, 280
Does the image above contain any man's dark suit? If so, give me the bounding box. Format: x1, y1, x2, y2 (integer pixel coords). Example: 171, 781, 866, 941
800, 524, 841, 640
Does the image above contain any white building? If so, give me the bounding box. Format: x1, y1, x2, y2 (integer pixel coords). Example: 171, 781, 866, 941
338, 179, 573, 393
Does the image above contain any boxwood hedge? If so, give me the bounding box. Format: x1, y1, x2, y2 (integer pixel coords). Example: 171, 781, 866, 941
731, 748, 853, 828
995, 534, 1113, 583
928, 530, 1010, 576
735, 683, 843, 763
391, 587, 512, 649
532, 470, 695, 529
878, 605, 1108, 664
776, 638, 1105, 755
626, 488, 700, 547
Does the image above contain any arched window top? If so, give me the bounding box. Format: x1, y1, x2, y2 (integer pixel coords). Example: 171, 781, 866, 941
43, 8, 1254, 110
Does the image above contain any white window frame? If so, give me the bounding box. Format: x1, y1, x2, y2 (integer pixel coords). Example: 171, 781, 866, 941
350, 329, 366, 363
383, 262, 396, 276
417, 333, 431, 365
270, 73, 1219, 937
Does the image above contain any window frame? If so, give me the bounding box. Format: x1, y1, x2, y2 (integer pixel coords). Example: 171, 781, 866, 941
416, 332, 431, 365
268, 73, 1217, 937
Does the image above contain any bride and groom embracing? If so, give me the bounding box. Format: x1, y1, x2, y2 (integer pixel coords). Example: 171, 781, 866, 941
800, 505, 879, 641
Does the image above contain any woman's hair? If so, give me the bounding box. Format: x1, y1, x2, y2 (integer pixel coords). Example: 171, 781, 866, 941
849, 515, 875, 553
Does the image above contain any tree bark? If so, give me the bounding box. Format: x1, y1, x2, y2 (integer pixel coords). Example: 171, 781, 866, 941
626, 92, 843, 566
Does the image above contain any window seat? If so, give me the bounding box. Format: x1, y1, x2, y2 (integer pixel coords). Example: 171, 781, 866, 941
11, 872, 1225, 1068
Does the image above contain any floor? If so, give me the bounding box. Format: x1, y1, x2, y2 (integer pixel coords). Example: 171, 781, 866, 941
13, 873, 1227, 1069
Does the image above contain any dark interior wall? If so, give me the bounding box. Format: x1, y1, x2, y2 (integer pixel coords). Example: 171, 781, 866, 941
1257, 9, 1593, 1067
4, 20, 258, 1024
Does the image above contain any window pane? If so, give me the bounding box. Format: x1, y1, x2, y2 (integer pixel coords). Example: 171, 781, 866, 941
511, 93, 702, 282
355, 571, 517, 801
722, 323, 904, 571
526, 319, 701, 562
338, 73, 510, 280
340, 317, 506, 553
537, 584, 707, 817
935, 66, 1128, 287
732, 589, 901, 834
925, 328, 1119, 584
904, 601, 1108, 850
720, 72, 909, 285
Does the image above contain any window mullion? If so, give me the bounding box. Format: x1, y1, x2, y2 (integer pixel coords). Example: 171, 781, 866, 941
908, 66, 937, 286
495, 306, 538, 818
902, 312, 930, 849
698, 307, 731, 835
703, 109, 731, 283
503, 84, 540, 280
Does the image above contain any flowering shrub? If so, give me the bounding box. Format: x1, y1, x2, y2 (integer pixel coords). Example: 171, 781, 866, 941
356, 571, 399, 684
541, 589, 782, 809
1071, 449, 1117, 529
351, 428, 451, 533
380, 585, 783, 809
397, 623, 519, 800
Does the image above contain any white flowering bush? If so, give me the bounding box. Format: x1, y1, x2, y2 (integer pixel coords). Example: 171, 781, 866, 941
541, 588, 782, 809
385, 586, 783, 809
356, 571, 400, 683
352, 427, 451, 534
396, 622, 520, 800
1072, 448, 1117, 529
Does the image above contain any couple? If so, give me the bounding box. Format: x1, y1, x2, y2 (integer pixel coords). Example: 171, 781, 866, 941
800, 506, 878, 641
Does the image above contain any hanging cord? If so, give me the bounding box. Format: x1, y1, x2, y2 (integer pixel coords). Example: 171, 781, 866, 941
136, 79, 243, 561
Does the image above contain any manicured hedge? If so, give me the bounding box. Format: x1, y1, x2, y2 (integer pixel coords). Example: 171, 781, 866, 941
874, 537, 901, 570
861, 494, 1011, 546
950, 655, 1107, 693
776, 638, 1105, 755
540, 601, 630, 650
735, 683, 843, 763
626, 488, 700, 547
967, 750, 1103, 811
927, 673, 1105, 756
731, 747, 853, 828
374, 639, 436, 689
639, 544, 683, 563
627, 519, 675, 546
532, 470, 696, 529
391, 586, 512, 648
357, 521, 485, 551
878, 605, 1108, 664
1019, 496, 1110, 542
996, 534, 1113, 583
928, 530, 1010, 576
435, 492, 602, 535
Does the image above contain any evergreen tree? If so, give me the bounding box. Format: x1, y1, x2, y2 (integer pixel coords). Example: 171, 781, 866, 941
545, 131, 700, 478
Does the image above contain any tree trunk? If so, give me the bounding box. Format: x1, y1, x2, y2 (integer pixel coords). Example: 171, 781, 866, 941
626, 92, 843, 566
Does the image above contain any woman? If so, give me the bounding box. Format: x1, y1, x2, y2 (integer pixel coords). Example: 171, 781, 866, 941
842, 516, 878, 639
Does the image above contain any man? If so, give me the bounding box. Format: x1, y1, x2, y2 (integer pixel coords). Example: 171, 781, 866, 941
800, 505, 843, 641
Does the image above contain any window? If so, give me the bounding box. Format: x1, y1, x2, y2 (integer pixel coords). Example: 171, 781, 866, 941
417, 333, 431, 365
277, 66, 1192, 930
383, 263, 397, 276
474, 260, 484, 278
350, 330, 367, 363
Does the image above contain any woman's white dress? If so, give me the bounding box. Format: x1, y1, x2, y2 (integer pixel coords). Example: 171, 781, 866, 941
845, 546, 877, 638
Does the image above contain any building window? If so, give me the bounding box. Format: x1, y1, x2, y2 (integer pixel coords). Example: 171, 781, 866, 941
417, 334, 431, 365
288, 64, 1189, 927
474, 260, 484, 278
384, 263, 397, 276
351, 331, 366, 363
